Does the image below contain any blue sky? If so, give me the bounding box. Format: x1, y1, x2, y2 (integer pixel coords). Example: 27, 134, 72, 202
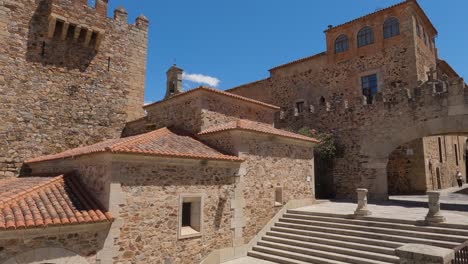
106, 0, 468, 104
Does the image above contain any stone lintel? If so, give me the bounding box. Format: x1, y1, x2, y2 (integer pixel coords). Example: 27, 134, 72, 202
396, 244, 454, 264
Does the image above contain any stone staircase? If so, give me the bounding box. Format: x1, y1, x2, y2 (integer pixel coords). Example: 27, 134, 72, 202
248, 209, 468, 264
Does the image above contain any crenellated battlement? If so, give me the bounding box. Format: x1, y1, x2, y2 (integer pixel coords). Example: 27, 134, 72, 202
0, 0, 149, 177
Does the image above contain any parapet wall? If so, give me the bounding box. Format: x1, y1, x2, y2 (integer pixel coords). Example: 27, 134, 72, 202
0, 0, 148, 177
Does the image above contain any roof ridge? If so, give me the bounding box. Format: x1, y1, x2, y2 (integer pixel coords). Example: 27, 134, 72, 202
143, 86, 280, 110
109, 128, 168, 152
0, 175, 64, 208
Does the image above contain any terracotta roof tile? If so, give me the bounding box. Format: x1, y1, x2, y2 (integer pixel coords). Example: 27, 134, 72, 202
0, 174, 112, 230
198, 120, 320, 143
26, 127, 243, 164
143, 86, 280, 110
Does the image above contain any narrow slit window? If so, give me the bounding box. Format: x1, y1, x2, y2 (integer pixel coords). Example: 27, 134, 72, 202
455, 144, 459, 166
66, 24, 76, 40
53, 20, 64, 39
438, 137, 443, 163
275, 187, 283, 207
296, 101, 305, 114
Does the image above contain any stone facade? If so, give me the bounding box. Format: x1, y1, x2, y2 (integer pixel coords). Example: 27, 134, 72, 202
0, 0, 148, 177
228, 0, 468, 199
0, 223, 109, 264
124, 87, 278, 137
387, 135, 467, 195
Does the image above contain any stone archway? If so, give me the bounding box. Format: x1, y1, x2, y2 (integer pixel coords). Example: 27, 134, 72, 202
3, 248, 89, 264
359, 115, 468, 199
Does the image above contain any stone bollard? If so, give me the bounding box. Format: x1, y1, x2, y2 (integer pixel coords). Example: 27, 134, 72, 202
425, 191, 445, 224
396, 244, 454, 264
354, 188, 371, 216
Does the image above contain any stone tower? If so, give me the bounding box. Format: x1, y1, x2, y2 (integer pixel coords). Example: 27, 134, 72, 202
165, 64, 183, 99
0, 0, 149, 177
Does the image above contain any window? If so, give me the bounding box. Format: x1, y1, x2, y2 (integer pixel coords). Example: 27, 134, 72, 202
416, 22, 421, 37
296, 101, 305, 114
383, 17, 400, 39
275, 187, 283, 207
438, 137, 443, 163
179, 195, 203, 239
334, 35, 349, 53
357, 27, 374, 47
361, 74, 378, 104
455, 144, 459, 166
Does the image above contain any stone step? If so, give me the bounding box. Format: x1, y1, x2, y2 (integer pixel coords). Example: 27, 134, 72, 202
287, 209, 468, 230
283, 212, 468, 237
273, 222, 460, 249
248, 250, 342, 264
267, 229, 403, 249
278, 217, 468, 243
252, 244, 394, 264
259, 236, 399, 263
265, 231, 397, 255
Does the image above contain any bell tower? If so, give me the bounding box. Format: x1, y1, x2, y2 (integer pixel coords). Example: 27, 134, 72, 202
165, 64, 183, 99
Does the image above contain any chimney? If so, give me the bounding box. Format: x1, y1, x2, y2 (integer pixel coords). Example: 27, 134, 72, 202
165, 65, 183, 99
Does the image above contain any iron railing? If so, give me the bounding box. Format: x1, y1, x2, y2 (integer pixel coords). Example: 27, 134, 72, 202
453, 241, 468, 264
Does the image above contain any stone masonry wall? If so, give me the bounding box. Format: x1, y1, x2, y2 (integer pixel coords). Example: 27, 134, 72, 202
387, 138, 426, 195
227, 2, 468, 199
0, 0, 148, 178
0, 226, 109, 263
111, 159, 238, 264
423, 135, 467, 190
199, 131, 315, 244
126, 90, 277, 137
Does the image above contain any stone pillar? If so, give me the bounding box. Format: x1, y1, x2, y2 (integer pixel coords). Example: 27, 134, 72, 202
396, 244, 454, 264
354, 188, 371, 216
425, 191, 445, 224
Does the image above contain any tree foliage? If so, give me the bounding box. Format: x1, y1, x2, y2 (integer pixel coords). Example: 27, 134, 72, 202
297, 127, 336, 160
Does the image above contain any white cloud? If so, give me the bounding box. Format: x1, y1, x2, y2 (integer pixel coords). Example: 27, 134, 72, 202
182, 72, 220, 87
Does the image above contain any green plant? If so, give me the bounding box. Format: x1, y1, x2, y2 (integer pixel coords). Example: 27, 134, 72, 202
297, 127, 336, 160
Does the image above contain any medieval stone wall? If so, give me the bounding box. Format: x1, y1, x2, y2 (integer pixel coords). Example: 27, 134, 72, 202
0, 0, 148, 178
423, 135, 467, 190
387, 138, 426, 195
227, 2, 468, 199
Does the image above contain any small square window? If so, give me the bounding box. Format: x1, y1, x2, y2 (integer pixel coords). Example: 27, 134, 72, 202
179, 195, 203, 239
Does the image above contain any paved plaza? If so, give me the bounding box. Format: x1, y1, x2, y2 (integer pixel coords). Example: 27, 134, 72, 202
390, 184, 468, 206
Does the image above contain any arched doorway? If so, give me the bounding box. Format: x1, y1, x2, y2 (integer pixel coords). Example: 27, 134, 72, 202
3, 248, 89, 264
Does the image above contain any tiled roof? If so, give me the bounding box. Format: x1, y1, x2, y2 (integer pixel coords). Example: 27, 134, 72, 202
269, 52, 327, 72
143, 86, 280, 110
198, 120, 320, 143
0, 174, 112, 230
26, 128, 243, 163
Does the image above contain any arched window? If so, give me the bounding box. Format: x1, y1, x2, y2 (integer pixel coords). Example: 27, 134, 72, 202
383, 17, 400, 39
334, 35, 349, 53
357, 26, 374, 47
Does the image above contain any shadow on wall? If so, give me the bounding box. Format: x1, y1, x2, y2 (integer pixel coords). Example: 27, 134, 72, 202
26, 0, 96, 72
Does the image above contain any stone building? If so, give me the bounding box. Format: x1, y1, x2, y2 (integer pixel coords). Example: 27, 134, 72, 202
227, 0, 468, 199
0, 0, 148, 177
387, 135, 467, 195
0, 67, 317, 263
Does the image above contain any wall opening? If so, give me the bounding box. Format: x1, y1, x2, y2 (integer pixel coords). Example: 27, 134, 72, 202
179, 195, 202, 239
53, 20, 64, 39
66, 24, 76, 40
274, 187, 283, 207
388, 135, 468, 196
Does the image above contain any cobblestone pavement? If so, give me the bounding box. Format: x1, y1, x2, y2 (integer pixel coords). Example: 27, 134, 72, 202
223, 257, 275, 264
297, 199, 468, 225
390, 184, 468, 205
